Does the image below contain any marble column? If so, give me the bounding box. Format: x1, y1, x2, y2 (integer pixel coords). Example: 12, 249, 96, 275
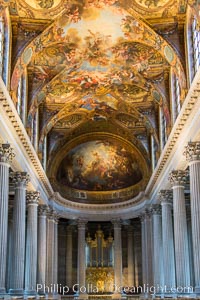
112, 219, 122, 298
24, 191, 40, 295
151, 205, 164, 291
140, 215, 147, 286
143, 210, 153, 287
6, 206, 13, 292
37, 205, 48, 294
184, 141, 200, 292
169, 170, 190, 288
54, 214, 59, 291
127, 225, 134, 287
159, 190, 176, 291
46, 209, 55, 292
9, 171, 29, 295
186, 206, 195, 288
0, 143, 14, 294
77, 219, 88, 299
66, 225, 73, 288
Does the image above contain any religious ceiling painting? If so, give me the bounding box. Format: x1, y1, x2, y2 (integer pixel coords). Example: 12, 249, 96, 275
4, 0, 189, 202
49, 133, 149, 203
57, 139, 143, 191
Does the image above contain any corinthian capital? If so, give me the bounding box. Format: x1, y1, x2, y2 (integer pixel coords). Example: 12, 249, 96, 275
150, 204, 162, 215
159, 189, 172, 204
0, 143, 15, 163
10, 171, 30, 187
169, 170, 188, 187
184, 141, 200, 162
26, 191, 40, 205
38, 205, 48, 216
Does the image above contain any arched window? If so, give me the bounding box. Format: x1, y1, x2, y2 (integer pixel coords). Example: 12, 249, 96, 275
192, 16, 200, 74
159, 106, 167, 151
150, 134, 157, 171
0, 8, 11, 87
172, 75, 181, 124
0, 15, 4, 78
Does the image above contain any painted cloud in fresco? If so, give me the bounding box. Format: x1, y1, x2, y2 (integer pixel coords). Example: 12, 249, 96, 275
57, 140, 143, 191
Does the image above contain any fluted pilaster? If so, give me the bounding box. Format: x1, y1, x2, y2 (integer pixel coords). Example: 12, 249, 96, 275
37, 205, 48, 294
77, 219, 88, 299
127, 226, 134, 286
151, 205, 164, 290
25, 191, 40, 295
184, 141, 200, 292
9, 172, 29, 295
159, 190, 176, 290
112, 219, 122, 298
66, 225, 73, 288
0, 143, 14, 294
169, 170, 190, 288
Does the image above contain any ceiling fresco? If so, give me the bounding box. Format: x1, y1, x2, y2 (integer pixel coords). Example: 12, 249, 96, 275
2, 0, 190, 202
57, 140, 143, 191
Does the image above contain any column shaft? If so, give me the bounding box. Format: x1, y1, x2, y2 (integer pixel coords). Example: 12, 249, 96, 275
9, 172, 29, 295
77, 220, 87, 298
37, 206, 47, 294
0, 162, 9, 293
184, 141, 200, 292
25, 192, 39, 295
160, 191, 176, 290
151, 206, 164, 290
173, 186, 190, 287
66, 226, 73, 288
113, 220, 122, 298
144, 212, 153, 287
127, 226, 134, 286
190, 161, 200, 291
54, 217, 58, 289
46, 212, 55, 290
0, 143, 14, 294
140, 216, 146, 286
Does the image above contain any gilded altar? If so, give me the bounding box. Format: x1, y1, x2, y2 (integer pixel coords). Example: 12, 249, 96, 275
86, 267, 114, 293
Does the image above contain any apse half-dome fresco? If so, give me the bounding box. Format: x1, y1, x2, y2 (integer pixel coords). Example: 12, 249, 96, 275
57, 140, 143, 191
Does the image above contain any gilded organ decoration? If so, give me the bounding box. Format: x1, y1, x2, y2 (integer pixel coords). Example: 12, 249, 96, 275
86, 226, 114, 293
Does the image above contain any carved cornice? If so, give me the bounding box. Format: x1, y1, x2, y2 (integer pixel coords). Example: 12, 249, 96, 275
159, 189, 172, 204
146, 70, 200, 195
168, 169, 188, 187
184, 141, 200, 162
10, 171, 30, 187
0, 77, 53, 196
26, 191, 40, 205
0, 143, 15, 163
